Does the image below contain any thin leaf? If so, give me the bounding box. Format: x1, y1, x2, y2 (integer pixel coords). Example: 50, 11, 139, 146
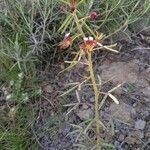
59, 51, 80, 74
101, 142, 115, 148
66, 129, 80, 137
70, 124, 83, 129
83, 120, 93, 134
58, 14, 72, 32
108, 84, 122, 93
64, 103, 79, 107
58, 0, 69, 5
110, 118, 115, 136
59, 85, 78, 97
98, 120, 107, 130
73, 144, 86, 149
66, 103, 79, 115
108, 93, 119, 104
61, 15, 74, 33
76, 90, 81, 103
99, 94, 108, 109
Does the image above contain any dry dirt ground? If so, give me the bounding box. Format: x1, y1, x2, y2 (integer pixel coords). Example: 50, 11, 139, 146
34, 30, 150, 150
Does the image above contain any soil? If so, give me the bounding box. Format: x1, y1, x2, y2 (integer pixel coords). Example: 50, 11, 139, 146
0, 30, 150, 150
31, 30, 150, 150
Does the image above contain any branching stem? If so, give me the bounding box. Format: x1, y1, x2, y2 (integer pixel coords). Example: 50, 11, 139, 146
88, 52, 100, 150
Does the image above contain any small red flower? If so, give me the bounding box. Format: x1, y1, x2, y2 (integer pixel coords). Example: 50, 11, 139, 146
79, 37, 97, 53
59, 33, 72, 49
90, 12, 97, 20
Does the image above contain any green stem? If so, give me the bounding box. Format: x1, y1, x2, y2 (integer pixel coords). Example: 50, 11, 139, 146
73, 11, 100, 149
88, 52, 100, 150
73, 12, 85, 38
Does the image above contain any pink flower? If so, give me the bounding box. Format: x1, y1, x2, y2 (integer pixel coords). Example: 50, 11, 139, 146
90, 12, 97, 20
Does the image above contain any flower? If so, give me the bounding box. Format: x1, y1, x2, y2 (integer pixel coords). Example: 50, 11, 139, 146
69, 0, 77, 12
79, 37, 97, 53
59, 33, 73, 49
89, 12, 97, 20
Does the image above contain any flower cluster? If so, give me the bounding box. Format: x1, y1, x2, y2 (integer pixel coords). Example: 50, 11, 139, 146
60, 34, 97, 54
79, 37, 97, 53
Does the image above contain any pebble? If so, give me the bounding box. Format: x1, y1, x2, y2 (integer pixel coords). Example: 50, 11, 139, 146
118, 134, 125, 141
114, 141, 120, 148
143, 111, 149, 117
124, 136, 137, 144
135, 119, 146, 130
109, 102, 136, 123
76, 109, 93, 120
60, 64, 65, 70
82, 104, 89, 109
145, 132, 150, 138
133, 103, 137, 107
89, 97, 95, 102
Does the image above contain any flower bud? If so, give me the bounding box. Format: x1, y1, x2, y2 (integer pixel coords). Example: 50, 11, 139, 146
90, 12, 97, 20
59, 33, 72, 49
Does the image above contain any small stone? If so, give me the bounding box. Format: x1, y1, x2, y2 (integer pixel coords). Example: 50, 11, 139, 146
60, 64, 65, 70
124, 136, 137, 145
118, 134, 125, 142
125, 130, 144, 144
114, 141, 120, 148
132, 130, 144, 139
124, 130, 144, 145
145, 132, 150, 138
89, 97, 95, 102
76, 109, 93, 120
109, 102, 136, 123
144, 111, 149, 117
82, 104, 88, 109
135, 119, 146, 130
139, 131, 144, 139
115, 130, 119, 133
133, 103, 137, 107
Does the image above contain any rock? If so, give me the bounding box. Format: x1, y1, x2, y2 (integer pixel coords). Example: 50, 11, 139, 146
141, 86, 150, 97
114, 141, 120, 148
133, 103, 137, 107
76, 108, 93, 120
99, 60, 139, 83
89, 97, 95, 102
133, 130, 144, 139
145, 132, 150, 138
124, 136, 137, 145
82, 104, 89, 109
118, 134, 125, 142
125, 130, 144, 144
109, 102, 136, 123
135, 119, 146, 130
60, 64, 65, 70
